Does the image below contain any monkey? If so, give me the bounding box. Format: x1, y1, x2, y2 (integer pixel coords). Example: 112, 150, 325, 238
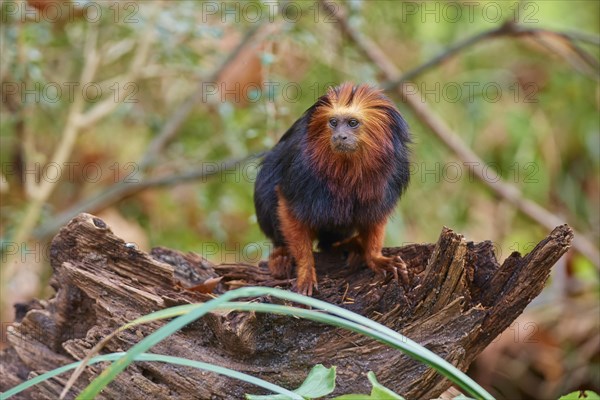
254, 83, 411, 296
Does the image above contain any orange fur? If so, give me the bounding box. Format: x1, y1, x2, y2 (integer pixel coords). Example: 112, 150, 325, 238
256, 83, 410, 295
306, 83, 397, 201
360, 221, 387, 266
360, 221, 407, 283
276, 188, 317, 295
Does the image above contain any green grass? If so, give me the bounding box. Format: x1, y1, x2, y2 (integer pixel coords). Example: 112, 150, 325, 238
0, 352, 301, 400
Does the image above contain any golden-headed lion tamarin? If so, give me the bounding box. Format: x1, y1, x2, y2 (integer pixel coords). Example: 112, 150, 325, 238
254, 83, 411, 295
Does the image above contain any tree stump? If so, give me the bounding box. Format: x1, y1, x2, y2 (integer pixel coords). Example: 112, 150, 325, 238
0, 213, 573, 399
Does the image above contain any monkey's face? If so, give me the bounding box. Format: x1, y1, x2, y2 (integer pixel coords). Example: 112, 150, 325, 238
308, 83, 398, 163
328, 115, 361, 153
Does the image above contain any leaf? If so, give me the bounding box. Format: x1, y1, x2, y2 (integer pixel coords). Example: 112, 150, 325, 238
246, 364, 336, 400
331, 371, 404, 400
367, 372, 405, 400
294, 364, 336, 398
559, 391, 600, 400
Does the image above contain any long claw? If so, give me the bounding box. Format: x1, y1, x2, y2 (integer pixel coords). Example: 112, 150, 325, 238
396, 256, 409, 285
391, 266, 399, 282
367, 254, 410, 287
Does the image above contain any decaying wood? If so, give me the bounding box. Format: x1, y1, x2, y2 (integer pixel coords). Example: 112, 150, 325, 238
0, 213, 573, 399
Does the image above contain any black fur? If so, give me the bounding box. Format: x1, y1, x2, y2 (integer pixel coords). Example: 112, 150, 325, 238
254, 98, 410, 249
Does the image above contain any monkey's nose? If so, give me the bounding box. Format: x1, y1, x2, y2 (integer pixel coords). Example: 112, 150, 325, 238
332, 134, 348, 142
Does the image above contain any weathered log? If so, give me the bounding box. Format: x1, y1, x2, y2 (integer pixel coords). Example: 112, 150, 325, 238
0, 213, 573, 399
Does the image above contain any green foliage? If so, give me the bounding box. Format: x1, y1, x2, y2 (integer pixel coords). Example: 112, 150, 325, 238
559, 391, 600, 400
246, 364, 336, 400
333, 371, 406, 400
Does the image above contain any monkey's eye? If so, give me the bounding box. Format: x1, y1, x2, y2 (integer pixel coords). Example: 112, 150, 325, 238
329, 118, 338, 128
348, 119, 359, 128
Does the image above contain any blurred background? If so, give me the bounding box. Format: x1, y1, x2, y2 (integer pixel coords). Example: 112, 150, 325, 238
1, 0, 598, 398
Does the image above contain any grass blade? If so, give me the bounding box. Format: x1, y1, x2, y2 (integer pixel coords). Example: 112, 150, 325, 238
75, 287, 492, 400
2, 352, 299, 399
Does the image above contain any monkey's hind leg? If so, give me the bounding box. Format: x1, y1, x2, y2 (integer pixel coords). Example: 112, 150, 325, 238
359, 222, 409, 285
332, 235, 365, 271
268, 246, 293, 279
277, 191, 317, 296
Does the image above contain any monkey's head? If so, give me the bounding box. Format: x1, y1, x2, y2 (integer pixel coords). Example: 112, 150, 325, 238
307, 82, 402, 160
304, 83, 409, 197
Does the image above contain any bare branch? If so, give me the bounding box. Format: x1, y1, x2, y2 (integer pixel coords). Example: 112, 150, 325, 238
383, 22, 599, 90
5, 25, 100, 273
382, 25, 510, 89
4, 13, 159, 288
138, 23, 280, 171
10, 11, 157, 245
33, 23, 281, 241
561, 30, 600, 46
33, 153, 262, 240
77, 20, 156, 128
531, 34, 599, 79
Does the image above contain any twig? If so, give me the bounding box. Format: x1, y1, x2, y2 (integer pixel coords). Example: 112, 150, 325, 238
320, 0, 600, 267
3, 26, 100, 284
505, 12, 600, 80
33, 23, 278, 241
382, 24, 511, 89
0, 24, 99, 296
33, 152, 264, 240
530, 34, 599, 79
561, 30, 600, 46
76, 22, 155, 128
138, 23, 278, 171
4, 14, 157, 284
383, 22, 600, 90
13, 14, 154, 239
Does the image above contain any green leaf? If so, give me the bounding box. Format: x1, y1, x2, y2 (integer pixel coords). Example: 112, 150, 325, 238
559, 391, 600, 400
331, 371, 404, 400
246, 364, 336, 400
367, 372, 405, 400
295, 365, 336, 398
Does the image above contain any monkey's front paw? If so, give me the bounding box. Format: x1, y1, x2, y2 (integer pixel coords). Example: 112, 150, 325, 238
268, 247, 293, 279
367, 255, 409, 285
